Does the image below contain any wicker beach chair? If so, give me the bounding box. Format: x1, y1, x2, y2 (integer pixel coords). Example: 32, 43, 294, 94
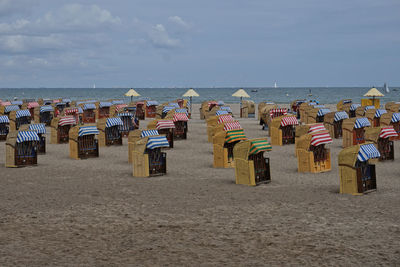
97, 117, 123, 146
51, 116, 76, 144
5, 130, 40, 167
270, 115, 298, 146
69, 125, 99, 159
342, 117, 371, 148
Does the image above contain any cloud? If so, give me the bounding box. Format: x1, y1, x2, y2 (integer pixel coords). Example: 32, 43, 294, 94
168, 16, 191, 29
0, 0, 37, 17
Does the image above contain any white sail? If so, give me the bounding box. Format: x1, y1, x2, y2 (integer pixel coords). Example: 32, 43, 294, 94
274, 81, 277, 88
93, 83, 96, 89
384, 82, 389, 93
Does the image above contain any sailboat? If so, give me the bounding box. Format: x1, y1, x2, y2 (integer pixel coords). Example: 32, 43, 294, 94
93, 83, 96, 89
274, 81, 277, 88
384, 82, 389, 93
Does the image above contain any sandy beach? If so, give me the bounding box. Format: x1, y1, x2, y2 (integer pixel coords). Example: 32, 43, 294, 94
0, 103, 399, 266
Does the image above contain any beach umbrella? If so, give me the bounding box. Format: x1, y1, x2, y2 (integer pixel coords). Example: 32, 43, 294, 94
182, 88, 199, 114
125, 88, 140, 102
364, 87, 384, 106
232, 88, 250, 108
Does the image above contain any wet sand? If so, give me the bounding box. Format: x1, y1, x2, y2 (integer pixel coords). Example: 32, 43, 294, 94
0, 104, 399, 266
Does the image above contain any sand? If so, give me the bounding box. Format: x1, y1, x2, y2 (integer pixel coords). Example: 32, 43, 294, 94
0, 103, 399, 266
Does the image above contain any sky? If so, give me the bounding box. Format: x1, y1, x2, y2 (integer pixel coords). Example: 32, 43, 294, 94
0, 0, 399, 88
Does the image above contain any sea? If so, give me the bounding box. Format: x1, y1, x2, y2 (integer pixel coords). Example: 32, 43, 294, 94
0, 87, 399, 104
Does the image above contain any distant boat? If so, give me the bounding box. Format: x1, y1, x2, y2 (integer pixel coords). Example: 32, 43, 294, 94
93, 83, 96, 89
384, 82, 389, 93
251, 89, 258, 92
274, 82, 277, 88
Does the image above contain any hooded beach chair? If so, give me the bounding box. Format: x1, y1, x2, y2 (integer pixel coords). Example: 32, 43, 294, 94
147, 119, 175, 148
35, 105, 54, 125
172, 112, 189, 140
356, 105, 375, 117
342, 117, 371, 148
348, 104, 361, 118
307, 107, 331, 124
323, 111, 349, 138
261, 107, 286, 133
23, 102, 39, 120
128, 129, 159, 163
26, 124, 46, 154
365, 126, 397, 161
63, 107, 83, 125
213, 121, 246, 168
54, 102, 67, 117
200, 101, 218, 119
117, 112, 138, 137
379, 112, 400, 140
109, 103, 128, 117
51, 116, 76, 144
0, 115, 10, 141
240, 100, 255, 118
0, 104, 20, 118
132, 135, 169, 177
338, 143, 380, 195
80, 103, 96, 123
296, 130, 332, 173
290, 99, 306, 119
97, 117, 123, 146
294, 123, 327, 156
145, 101, 159, 118
9, 109, 31, 131
337, 99, 352, 112
5, 130, 40, 167
385, 102, 400, 113
69, 125, 99, 159
365, 109, 387, 127
135, 101, 146, 120
96, 101, 112, 120
258, 102, 277, 124
233, 138, 272, 186
206, 114, 235, 143
270, 115, 298, 146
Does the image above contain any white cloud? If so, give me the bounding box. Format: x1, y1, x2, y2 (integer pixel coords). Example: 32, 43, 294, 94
168, 16, 191, 29
148, 24, 180, 48
0, 34, 67, 53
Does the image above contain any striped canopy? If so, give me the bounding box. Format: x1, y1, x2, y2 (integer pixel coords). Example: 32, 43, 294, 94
225, 129, 246, 143
59, 116, 76, 126
308, 124, 326, 133
146, 100, 159, 106
1, 101, 11, 106
117, 112, 134, 117
350, 104, 361, 111
379, 126, 398, 139
343, 99, 352, 104
269, 108, 287, 118
78, 126, 99, 136
216, 110, 229, 116
310, 132, 332, 146
83, 103, 96, 110
280, 116, 299, 127
146, 136, 170, 149
4, 105, 20, 113
16, 131, 40, 143
56, 102, 66, 106
65, 108, 80, 115
62, 98, 71, 103
249, 139, 272, 155
53, 99, 61, 103
308, 102, 317, 106
374, 109, 387, 118
354, 118, 371, 129
106, 117, 123, 128
219, 106, 232, 113
16, 110, 31, 118
11, 100, 23, 105
115, 104, 128, 113
27, 102, 39, 109
112, 100, 124, 105
317, 108, 331, 116
217, 114, 234, 124
391, 113, 400, 123
364, 105, 375, 111
224, 121, 242, 131
173, 113, 189, 122
99, 102, 112, 108
163, 106, 175, 113
156, 120, 175, 130
334, 111, 349, 122
40, 106, 53, 113
29, 124, 46, 134
0, 115, 10, 123
141, 130, 159, 137
357, 144, 381, 162
217, 101, 225, 106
